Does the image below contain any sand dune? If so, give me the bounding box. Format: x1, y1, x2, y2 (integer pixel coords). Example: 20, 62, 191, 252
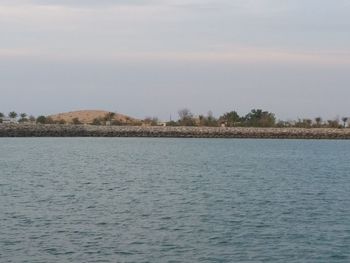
49, 110, 138, 124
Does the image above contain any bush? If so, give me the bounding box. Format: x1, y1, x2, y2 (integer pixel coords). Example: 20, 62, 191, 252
36, 116, 47, 124
244, 109, 276, 127
166, 121, 178, 126
219, 111, 241, 127
72, 118, 81, 125
92, 118, 102, 125
8, 111, 18, 119
46, 117, 55, 124
57, 119, 66, 125
111, 120, 123, 126
327, 120, 341, 128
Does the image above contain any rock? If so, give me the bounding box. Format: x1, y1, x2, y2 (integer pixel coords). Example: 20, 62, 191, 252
1, 124, 350, 139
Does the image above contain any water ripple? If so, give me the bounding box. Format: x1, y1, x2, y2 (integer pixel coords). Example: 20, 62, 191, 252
1, 138, 350, 262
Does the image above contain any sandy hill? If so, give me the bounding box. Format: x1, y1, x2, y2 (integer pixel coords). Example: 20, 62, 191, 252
49, 110, 138, 124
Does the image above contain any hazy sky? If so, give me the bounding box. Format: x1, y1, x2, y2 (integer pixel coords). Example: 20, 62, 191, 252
1, 0, 349, 120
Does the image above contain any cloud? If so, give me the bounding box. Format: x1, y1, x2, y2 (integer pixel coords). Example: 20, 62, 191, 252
0, 48, 39, 57
1, 1, 350, 67
1, 46, 349, 67
0, 0, 155, 7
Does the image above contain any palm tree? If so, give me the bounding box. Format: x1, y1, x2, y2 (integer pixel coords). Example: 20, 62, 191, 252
8, 111, 17, 119
342, 117, 348, 128
315, 117, 322, 127
19, 113, 28, 123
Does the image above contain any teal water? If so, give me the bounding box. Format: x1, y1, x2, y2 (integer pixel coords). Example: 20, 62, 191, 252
1, 138, 350, 262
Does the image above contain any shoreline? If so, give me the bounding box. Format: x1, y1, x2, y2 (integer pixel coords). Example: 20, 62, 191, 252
1, 124, 350, 139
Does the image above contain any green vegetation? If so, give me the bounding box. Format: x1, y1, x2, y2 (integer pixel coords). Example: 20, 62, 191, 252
36, 116, 47, 124
143, 117, 159, 126
92, 118, 102, 125
8, 111, 18, 119
18, 113, 28, 123
104, 112, 115, 122
1, 109, 349, 128
327, 120, 341, 128
72, 118, 81, 125
198, 111, 218, 127
177, 108, 196, 126
219, 111, 241, 127
315, 117, 322, 127
57, 119, 66, 125
243, 109, 276, 127
29, 115, 36, 122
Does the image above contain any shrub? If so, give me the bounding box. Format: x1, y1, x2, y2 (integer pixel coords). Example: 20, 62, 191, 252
92, 118, 102, 125
244, 109, 276, 127
72, 118, 81, 125
8, 111, 18, 119
57, 119, 66, 125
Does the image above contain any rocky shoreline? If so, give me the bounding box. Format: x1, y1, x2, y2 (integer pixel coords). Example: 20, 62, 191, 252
1, 124, 350, 139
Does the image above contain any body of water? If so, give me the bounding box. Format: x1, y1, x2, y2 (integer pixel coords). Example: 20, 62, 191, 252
1, 138, 350, 262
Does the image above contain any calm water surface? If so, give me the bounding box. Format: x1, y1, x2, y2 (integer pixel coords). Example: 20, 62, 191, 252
1, 138, 350, 262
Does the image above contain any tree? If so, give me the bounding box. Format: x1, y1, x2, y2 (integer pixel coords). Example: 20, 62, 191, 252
36, 116, 47, 124
342, 117, 348, 128
178, 108, 196, 126
46, 117, 55, 124
244, 109, 276, 127
327, 119, 340, 128
0, 112, 4, 118
219, 111, 241, 127
315, 117, 322, 127
19, 113, 28, 123
295, 119, 313, 128
8, 111, 17, 119
166, 120, 178, 126
143, 117, 159, 126
178, 108, 193, 120
206, 111, 218, 127
198, 111, 218, 127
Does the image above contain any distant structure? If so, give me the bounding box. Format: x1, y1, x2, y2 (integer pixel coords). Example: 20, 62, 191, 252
1, 117, 18, 124
158, 121, 167, 127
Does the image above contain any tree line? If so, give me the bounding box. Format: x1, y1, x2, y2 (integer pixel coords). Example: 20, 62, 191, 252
0, 109, 349, 128
167, 108, 349, 128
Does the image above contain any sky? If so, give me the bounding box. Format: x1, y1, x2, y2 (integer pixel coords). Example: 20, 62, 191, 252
1, 0, 350, 120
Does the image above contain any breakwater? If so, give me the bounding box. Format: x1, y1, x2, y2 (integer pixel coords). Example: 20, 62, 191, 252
1, 124, 350, 139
